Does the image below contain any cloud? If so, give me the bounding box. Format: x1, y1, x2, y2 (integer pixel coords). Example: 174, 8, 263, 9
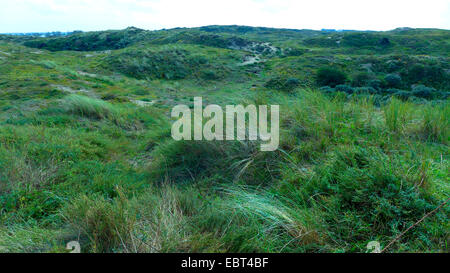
0, 0, 449, 32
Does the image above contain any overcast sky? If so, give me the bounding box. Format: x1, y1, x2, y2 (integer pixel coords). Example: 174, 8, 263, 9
1, 0, 449, 33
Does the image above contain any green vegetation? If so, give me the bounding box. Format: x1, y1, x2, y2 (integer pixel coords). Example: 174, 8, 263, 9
0, 25, 448, 253
316, 67, 348, 87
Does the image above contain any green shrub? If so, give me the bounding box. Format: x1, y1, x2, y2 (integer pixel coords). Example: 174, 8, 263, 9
297, 147, 447, 248
404, 64, 448, 90
351, 72, 371, 87
368, 79, 383, 90
384, 73, 402, 88
284, 47, 306, 57
24, 27, 144, 51
393, 90, 412, 101
316, 67, 347, 87
265, 77, 300, 92
354, 86, 378, 95
341, 33, 382, 47
335, 84, 354, 94
411, 85, 435, 100
200, 69, 220, 80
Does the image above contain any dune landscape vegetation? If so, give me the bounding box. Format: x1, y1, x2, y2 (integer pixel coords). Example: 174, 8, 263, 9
0, 25, 448, 253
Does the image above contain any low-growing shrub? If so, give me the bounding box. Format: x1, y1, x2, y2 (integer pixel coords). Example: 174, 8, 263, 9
335, 84, 354, 94
368, 79, 383, 90
384, 73, 402, 88
316, 67, 347, 87
264, 77, 300, 92
354, 86, 378, 95
411, 85, 436, 100
351, 72, 371, 87
295, 147, 448, 247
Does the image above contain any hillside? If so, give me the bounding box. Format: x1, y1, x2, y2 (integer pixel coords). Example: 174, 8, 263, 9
0, 26, 448, 253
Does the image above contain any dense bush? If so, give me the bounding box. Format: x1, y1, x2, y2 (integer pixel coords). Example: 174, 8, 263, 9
368, 79, 383, 90
411, 85, 436, 100
341, 33, 381, 47
351, 72, 371, 87
283, 47, 306, 57
265, 77, 300, 92
403, 64, 449, 90
354, 86, 378, 94
385, 73, 402, 88
316, 67, 347, 87
393, 90, 412, 101
24, 27, 145, 51
335, 84, 354, 94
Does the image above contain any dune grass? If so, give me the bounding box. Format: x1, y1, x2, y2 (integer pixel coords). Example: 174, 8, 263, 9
0, 33, 448, 253
64, 94, 117, 120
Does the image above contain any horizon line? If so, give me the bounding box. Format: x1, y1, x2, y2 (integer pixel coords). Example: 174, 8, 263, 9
1, 24, 449, 35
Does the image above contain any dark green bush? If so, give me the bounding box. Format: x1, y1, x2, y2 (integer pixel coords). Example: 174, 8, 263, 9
351, 72, 371, 87
265, 77, 300, 92
394, 90, 412, 101
411, 85, 435, 100
385, 74, 402, 88
24, 27, 145, 51
335, 84, 354, 94
368, 79, 383, 90
384, 88, 401, 95
316, 67, 347, 87
341, 33, 380, 47
354, 86, 378, 95
379, 37, 391, 46
201, 70, 220, 80
284, 47, 306, 57
403, 64, 448, 90
319, 86, 334, 92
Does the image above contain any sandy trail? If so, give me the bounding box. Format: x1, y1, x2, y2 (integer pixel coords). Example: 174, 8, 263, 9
239, 55, 262, 66
131, 99, 155, 107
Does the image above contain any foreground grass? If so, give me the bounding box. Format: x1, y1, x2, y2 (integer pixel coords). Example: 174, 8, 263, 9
0, 87, 448, 253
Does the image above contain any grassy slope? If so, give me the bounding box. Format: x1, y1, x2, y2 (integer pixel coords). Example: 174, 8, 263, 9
0, 26, 448, 253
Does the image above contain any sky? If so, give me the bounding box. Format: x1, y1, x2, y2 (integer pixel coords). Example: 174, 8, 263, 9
1, 0, 449, 33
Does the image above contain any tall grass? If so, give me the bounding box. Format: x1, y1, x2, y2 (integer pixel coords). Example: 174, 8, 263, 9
2, 87, 448, 253
221, 187, 322, 247
383, 98, 413, 133
64, 94, 117, 120
63, 190, 135, 253
421, 103, 449, 143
